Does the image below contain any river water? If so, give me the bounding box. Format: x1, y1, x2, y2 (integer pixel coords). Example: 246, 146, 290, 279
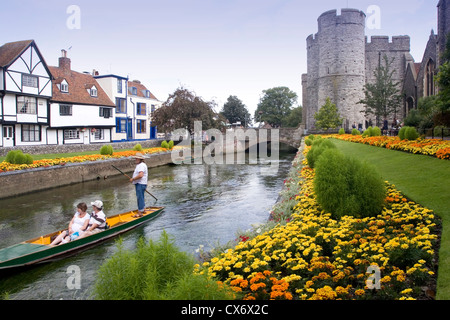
0, 151, 295, 300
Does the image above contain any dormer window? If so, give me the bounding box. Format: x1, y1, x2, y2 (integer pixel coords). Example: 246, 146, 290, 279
130, 87, 137, 95
60, 79, 69, 93
145, 90, 151, 98
90, 86, 98, 97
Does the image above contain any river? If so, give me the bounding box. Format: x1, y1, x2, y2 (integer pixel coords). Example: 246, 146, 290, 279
0, 151, 295, 300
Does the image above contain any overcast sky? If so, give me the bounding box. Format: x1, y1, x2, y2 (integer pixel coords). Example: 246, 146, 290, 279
0, 0, 438, 117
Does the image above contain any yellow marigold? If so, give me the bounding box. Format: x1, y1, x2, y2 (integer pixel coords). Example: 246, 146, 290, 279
355, 289, 365, 296
400, 288, 413, 295
380, 276, 391, 283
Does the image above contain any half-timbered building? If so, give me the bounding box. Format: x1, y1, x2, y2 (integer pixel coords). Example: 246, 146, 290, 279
0, 40, 52, 147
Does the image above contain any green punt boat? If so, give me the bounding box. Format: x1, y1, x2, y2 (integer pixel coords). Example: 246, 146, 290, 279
0, 206, 164, 272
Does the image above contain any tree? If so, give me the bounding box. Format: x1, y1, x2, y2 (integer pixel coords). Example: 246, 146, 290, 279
152, 87, 223, 135
221, 95, 252, 127
282, 106, 303, 128
314, 98, 343, 131
254, 87, 298, 127
358, 55, 403, 126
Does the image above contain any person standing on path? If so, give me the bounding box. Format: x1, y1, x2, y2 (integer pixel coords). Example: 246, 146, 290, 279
130, 152, 148, 217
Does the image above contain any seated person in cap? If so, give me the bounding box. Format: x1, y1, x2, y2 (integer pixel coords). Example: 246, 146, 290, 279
78, 200, 107, 238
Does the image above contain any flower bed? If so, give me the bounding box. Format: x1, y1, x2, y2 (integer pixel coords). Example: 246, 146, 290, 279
199, 146, 441, 300
330, 134, 450, 160
0, 147, 179, 173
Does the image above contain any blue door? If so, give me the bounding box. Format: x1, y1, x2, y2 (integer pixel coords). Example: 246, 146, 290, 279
127, 119, 133, 140
150, 125, 157, 139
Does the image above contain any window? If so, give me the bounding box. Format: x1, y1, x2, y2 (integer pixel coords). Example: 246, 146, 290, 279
61, 83, 69, 93
425, 59, 435, 97
90, 87, 98, 97
17, 96, 37, 114
130, 87, 137, 95
21, 124, 41, 142
115, 98, 126, 113
23, 74, 38, 88
116, 118, 127, 133
137, 103, 146, 115
137, 120, 146, 133
117, 79, 122, 94
94, 129, 104, 140
60, 104, 72, 116
64, 129, 80, 140
145, 90, 151, 98
100, 107, 112, 118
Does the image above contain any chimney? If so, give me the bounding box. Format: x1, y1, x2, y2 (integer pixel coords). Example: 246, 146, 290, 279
59, 49, 71, 73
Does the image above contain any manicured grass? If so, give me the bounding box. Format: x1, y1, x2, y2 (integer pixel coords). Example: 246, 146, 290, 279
331, 138, 450, 300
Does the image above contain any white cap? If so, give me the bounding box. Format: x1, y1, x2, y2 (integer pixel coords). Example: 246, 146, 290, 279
91, 200, 103, 209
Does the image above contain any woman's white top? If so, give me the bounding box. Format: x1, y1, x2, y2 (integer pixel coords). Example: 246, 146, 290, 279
72, 212, 90, 233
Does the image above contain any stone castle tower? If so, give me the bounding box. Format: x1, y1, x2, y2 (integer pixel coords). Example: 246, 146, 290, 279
303, 9, 367, 131
302, 8, 412, 131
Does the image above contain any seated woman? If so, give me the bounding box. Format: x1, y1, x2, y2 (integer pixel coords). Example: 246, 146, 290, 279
78, 200, 107, 238
50, 203, 90, 246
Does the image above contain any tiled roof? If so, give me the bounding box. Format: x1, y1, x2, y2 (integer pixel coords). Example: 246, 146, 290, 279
128, 80, 158, 100
0, 40, 34, 67
49, 66, 115, 107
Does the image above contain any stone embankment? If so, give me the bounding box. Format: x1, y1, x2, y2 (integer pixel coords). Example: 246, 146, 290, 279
0, 151, 173, 199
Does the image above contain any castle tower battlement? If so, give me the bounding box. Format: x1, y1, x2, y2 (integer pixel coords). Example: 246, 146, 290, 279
304, 8, 367, 131
317, 9, 366, 32
303, 7, 413, 132
365, 36, 411, 52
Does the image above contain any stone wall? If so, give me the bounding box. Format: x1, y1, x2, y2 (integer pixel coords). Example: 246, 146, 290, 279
0, 152, 173, 199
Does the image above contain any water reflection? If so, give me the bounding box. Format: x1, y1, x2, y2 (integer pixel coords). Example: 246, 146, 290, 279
0, 152, 295, 299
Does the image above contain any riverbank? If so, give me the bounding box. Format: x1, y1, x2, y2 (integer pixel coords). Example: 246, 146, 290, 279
0, 151, 173, 199
200, 139, 441, 300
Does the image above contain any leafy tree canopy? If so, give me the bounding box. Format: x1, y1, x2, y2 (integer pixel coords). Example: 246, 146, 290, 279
254, 87, 298, 127
314, 98, 343, 131
221, 95, 252, 127
152, 87, 224, 135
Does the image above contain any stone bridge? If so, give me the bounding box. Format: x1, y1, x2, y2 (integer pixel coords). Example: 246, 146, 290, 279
221, 127, 303, 153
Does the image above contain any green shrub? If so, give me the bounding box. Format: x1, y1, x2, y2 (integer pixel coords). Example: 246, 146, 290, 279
351, 128, 360, 135
93, 232, 236, 300
305, 138, 313, 146
168, 140, 174, 150
133, 144, 143, 151
398, 126, 407, 140
405, 126, 419, 140
362, 126, 373, 137
5, 150, 34, 164
314, 149, 386, 220
161, 140, 169, 149
372, 126, 382, 137
338, 128, 345, 135
100, 145, 114, 155
306, 139, 336, 169
399, 126, 419, 141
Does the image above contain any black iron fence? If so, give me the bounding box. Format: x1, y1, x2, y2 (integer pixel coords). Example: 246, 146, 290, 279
418, 127, 450, 140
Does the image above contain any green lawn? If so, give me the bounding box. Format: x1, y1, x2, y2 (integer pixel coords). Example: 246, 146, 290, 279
331, 138, 450, 299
